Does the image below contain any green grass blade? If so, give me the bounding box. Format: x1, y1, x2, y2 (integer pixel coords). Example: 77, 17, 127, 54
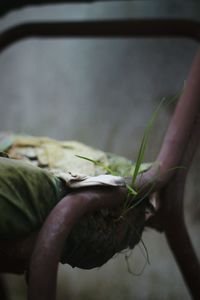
75, 154, 115, 175
131, 97, 167, 188
75, 155, 98, 164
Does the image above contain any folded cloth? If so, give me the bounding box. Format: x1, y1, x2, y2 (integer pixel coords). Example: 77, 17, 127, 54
0, 157, 65, 239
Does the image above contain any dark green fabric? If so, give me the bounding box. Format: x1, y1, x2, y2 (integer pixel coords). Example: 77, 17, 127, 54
0, 157, 66, 239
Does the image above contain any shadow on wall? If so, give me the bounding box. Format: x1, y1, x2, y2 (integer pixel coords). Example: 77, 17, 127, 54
0, 7, 199, 300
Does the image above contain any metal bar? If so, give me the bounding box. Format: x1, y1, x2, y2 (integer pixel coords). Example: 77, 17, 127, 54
144, 53, 200, 299
28, 187, 126, 300
0, 19, 200, 53
136, 48, 200, 193
164, 115, 200, 300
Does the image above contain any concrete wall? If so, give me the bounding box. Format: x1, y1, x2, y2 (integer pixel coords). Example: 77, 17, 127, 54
0, 4, 199, 300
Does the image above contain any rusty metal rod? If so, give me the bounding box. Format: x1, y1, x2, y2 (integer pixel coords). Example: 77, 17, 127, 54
28, 187, 126, 300
0, 20, 200, 53
164, 115, 200, 300
136, 48, 200, 192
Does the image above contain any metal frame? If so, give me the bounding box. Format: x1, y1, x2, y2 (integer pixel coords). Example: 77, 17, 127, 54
1, 20, 200, 53
0, 2, 200, 300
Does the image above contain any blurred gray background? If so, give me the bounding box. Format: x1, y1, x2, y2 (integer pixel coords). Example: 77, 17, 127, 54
0, 2, 199, 300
